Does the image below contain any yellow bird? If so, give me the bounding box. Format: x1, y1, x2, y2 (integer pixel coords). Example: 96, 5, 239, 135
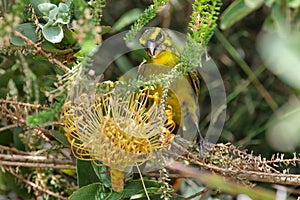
138, 27, 202, 143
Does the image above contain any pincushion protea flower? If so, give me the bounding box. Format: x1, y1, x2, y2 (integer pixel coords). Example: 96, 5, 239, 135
62, 81, 175, 192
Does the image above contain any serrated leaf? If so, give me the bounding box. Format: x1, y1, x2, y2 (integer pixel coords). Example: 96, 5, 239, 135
42, 25, 64, 43
220, 0, 264, 30
10, 23, 38, 46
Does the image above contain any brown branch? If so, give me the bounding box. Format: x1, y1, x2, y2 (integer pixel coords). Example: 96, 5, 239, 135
0, 153, 75, 170
0, 99, 47, 110
0, 145, 32, 155
13, 31, 70, 73
185, 188, 210, 200
0, 154, 73, 164
0, 160, 75, 170
179, 146, 300, 186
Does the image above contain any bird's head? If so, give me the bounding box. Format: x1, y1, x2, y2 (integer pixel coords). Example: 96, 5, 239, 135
139, 27, 173, 58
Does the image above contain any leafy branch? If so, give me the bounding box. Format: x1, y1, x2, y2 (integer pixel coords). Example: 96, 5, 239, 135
124, 0, 169, 42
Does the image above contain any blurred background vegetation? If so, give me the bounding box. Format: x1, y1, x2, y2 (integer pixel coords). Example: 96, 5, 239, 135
0, 0, 300, 199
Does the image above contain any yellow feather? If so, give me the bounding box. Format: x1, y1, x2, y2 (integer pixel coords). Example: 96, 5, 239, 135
139, 27, 201, 138
151, 50, 179, 67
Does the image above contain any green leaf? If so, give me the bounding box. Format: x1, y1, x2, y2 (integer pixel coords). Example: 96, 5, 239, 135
100, 26, 111, 35
41, 40, 73, 54
69, 183, 125, 200
47, 5, 59, 22
105, 192, 124, 200
58, 2, 69, 12
92, 163, 111, 188
49, 130, 69, 147
112, 8, 142, 32
10, 23, 38, 46
122, 179, 161, 198
70, 183, 106, 200
13, 128, 25, 151
135, 194, 184, 200
61, 29, 77, 45
258, 32, 300, 90
288, 0, 300, 8
55, 2, 71, 25
0, 171, 32, 199
220, 0, 264, 30
38, 2, 57, 15
41, 25, 64, 43
269, 2, 289, 34
77, 160, 100, 187
31, 0, 50, 15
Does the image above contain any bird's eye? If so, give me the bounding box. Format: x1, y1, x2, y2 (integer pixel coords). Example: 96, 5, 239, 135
156, 32, 163, 41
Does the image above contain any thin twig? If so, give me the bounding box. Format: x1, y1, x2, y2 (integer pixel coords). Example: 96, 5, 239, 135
0, 145, 32, 155
0, 124, 19, 132
185, 188, 209, 200
13, 31, 70, 73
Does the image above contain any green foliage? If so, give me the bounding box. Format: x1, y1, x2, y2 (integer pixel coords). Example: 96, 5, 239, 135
26, 94, 66, 126
1, 0, 300, 199
112, 8, 142, 32
10, 22, 39, 46
69, 180, 169, 200
34, 0, 71, 43
77, 160, 101, 187
188, 0, 222, 46
49, 130, 69, 147
180, 41, 204, 70
174, 0, 222, 74
220, 0, 300, 33
220, 0, 264, 30
124, 0, 169, 42
89, 0, 106, 25
0, 171, 32, 199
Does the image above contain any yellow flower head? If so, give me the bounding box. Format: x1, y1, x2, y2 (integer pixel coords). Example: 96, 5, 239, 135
62, 81, 175, 171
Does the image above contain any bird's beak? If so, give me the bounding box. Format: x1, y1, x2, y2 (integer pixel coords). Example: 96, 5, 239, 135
146, 41, 158, 58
